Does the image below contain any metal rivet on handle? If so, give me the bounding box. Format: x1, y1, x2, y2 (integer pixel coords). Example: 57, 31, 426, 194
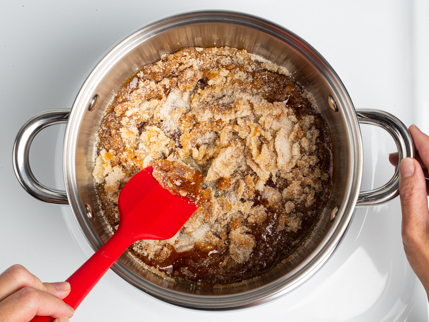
328, 95, 338, 112
330, 206, 339, 222
88, 94, 99, 111
85, 204, 94, 221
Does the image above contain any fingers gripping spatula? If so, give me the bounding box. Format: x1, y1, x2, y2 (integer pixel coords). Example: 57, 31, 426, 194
31, 166, 197, 321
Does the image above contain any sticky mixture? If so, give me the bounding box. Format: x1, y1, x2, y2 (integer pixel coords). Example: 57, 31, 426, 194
93, 47, 333, 285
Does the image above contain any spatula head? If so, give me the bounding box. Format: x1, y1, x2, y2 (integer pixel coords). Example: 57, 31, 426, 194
117, 166, 198, 241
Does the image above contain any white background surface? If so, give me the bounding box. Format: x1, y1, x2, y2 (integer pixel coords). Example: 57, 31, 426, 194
1, 0, 428, 321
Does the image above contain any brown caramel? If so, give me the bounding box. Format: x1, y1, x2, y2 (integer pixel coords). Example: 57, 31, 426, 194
93, 47, 333, 285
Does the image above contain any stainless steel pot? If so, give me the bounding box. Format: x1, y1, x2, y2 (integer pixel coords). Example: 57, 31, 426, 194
12, 11, 413, 310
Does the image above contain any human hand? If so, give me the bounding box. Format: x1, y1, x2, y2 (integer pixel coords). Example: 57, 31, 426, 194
389, 124, 429, 299
0, 265, 74, 322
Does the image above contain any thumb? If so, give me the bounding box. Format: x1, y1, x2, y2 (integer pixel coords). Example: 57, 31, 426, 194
399, 157, 429, 243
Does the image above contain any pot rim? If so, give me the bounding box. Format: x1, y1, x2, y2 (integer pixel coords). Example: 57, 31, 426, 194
63, 10, 363, 309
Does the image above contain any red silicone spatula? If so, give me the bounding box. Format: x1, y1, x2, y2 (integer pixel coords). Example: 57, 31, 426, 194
31, 166, 197, 321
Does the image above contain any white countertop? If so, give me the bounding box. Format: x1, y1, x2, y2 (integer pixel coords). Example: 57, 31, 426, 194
1, 0, 428, 321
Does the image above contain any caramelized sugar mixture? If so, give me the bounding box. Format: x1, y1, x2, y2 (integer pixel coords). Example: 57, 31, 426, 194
93, 47, 333, 285
152, 160, 209, 207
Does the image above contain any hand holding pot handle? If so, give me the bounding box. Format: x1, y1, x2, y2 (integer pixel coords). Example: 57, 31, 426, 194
389, 125, 429, 299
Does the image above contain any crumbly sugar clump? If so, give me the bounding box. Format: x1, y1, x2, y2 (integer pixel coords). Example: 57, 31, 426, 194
94, 47, 333, 285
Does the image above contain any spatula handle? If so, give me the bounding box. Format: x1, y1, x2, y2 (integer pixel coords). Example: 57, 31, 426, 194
30, 231, 131, 321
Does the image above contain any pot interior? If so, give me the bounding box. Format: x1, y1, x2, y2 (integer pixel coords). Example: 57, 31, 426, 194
65, 11, 362, 309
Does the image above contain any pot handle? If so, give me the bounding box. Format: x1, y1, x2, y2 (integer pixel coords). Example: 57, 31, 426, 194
12, 110, 70, 204
356, 109, 413, 206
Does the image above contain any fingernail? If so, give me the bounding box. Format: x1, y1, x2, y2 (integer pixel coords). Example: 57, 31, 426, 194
67, 304, 75, 315
52, 281, 70, 292
410, 124, 421, 132
400, 158, 415, 178
54, 318, 69, 322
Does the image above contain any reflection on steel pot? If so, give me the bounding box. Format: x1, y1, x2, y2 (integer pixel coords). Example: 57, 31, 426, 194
12, 11, 413, 310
